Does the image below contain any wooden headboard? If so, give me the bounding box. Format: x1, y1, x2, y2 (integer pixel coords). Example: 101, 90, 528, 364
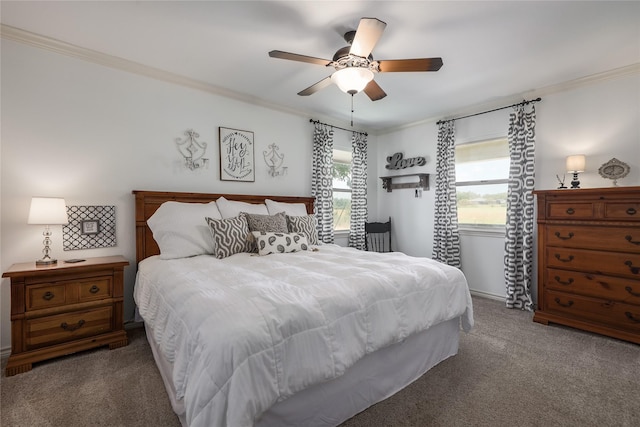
133, 190, 315, 264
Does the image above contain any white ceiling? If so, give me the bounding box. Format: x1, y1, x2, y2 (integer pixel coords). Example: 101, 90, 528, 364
2, 1, 639, 132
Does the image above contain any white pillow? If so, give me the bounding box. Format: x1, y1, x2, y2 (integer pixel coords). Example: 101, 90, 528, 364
216, 196, 268, 218
252, 231, 309, 256
147, 201, 221, 259
265, 199, 308, 216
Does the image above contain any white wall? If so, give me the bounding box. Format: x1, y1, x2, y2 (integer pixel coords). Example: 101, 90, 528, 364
0, 40, 321, 352
376, 71, 640, 300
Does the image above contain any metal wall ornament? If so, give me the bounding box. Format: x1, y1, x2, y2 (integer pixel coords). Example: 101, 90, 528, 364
176, 129, 209, 170
219, 127, 255, 182
598, 157, 630, 186
264, 143, 288, 177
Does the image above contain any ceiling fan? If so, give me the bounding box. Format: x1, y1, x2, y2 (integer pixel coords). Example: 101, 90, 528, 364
268, 17, 443, 101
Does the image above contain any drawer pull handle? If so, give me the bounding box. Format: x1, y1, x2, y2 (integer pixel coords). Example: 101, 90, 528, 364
566, 208, 575, 215
625, 261, 640, 275
60, 319, 85, 332
554, 232, 574, 241
554, 298, 574, 308
627, 208, 637, 216
42, 291, 55, 301
554, 276, 574, 286
89, 285, 100, 294
625, 235, 640, 246
554, 254, 574, 263
625, 286, 640, 298
625, 312, 640, 323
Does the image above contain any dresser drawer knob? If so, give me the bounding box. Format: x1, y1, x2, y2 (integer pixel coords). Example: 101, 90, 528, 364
554, 298, 574, 308
625, 261, 640, 275
625, 312, 640, 323
554, 276, 574, 285
566, 208, 575, 215
625, 235, 640, 246
42, 291, 55, 301
60, 319, 85, 332
89, 285, 100, 294
627, 207, 637, 216
554, 254, 574, 263
554, 232, 574, 241
625, 286, 640, 298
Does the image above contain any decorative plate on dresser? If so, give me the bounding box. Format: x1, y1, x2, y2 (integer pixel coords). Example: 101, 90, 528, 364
533, 186, 640, 344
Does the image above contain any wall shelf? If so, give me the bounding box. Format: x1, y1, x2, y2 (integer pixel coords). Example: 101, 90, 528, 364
380, 173, 429, 192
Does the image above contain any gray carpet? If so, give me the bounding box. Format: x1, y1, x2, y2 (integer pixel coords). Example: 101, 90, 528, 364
2, 296, 638, 426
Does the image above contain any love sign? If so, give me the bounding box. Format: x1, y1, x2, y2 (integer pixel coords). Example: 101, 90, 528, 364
385, 152, 426, 170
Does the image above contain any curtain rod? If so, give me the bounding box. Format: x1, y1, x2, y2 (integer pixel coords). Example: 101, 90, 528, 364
436, 97, 541, 125
309, 119, 368, 136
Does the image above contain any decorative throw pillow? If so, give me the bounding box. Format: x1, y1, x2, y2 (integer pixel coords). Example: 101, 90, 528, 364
286, 214, 319, 245
265, 199, 308, 216
252, 231, 309, 256
243, 211, 289, 252
147, 201, 221, 259
205, 215, 252, 259
216, 196, 268, 219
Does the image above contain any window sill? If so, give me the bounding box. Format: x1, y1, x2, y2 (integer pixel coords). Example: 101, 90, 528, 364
459, 226, 505, 238
334, 230, 350, 237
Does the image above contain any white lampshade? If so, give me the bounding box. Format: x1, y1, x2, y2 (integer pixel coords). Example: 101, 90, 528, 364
331, 67, 374, 94
28, 197, 68, 225
566, 155, 586, 173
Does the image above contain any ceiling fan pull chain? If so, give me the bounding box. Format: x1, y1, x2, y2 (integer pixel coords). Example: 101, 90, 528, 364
351, 93, 354, 127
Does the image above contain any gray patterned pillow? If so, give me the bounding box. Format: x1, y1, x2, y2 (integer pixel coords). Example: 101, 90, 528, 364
286, 214, 319, 245
205, 215, 252, 259
252, 231, 309, 256
242, 212, 288, 252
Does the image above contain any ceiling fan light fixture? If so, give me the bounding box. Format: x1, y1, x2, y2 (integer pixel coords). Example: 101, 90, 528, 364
331, 67, 374, 94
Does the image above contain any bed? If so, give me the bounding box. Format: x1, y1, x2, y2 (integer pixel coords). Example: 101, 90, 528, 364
132, 190, 474, 427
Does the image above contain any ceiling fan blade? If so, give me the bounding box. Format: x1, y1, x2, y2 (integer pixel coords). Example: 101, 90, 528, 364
298, 76, 333, 96
363, 80, 387, 101
350, 18, 387, 58
378, 58, 443, 72
269, 50, 332, 66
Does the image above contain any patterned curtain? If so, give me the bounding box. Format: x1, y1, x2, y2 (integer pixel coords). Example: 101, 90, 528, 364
348, 132, 368, 250
311, 123, 335, 244
432, 121, 461, 268
504, 104, 536, 310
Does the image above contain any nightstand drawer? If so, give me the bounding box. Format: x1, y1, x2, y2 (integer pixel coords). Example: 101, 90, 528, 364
26, 284, 68, 311
547, 202, 594, 219
78, 278, 112, 302
26, 306, 113, 350
545, 225, 640, 253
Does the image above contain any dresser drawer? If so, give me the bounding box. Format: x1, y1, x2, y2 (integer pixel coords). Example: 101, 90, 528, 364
546, 268, 640, 304
26, 284, 68, 311
547, 202, 595, 219
605, 203, 640, 220
546, 247, 640, 278
544, 290, 640, 333
545, 225, 640, 253
26, 306, 113, 350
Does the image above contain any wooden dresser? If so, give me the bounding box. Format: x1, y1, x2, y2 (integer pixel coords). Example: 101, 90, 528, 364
2, 255, 129, 375
533, 186, 640, 344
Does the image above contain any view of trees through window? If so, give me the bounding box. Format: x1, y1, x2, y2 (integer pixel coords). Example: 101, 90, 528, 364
333, 151, 352, 231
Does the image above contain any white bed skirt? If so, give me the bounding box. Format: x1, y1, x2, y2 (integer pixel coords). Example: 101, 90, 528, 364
145, 317, 461, 427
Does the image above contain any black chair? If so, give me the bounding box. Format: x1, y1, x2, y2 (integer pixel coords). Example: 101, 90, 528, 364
365, 217, 392, 252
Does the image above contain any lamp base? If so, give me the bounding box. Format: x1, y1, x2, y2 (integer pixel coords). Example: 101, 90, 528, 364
36, 258, 57, 267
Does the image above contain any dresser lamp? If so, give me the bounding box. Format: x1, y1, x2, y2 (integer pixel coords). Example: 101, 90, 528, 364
27, 197, 68, 266
566, 155, 586, 189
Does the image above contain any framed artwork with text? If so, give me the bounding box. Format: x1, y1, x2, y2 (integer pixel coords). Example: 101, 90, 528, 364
219, 127, 255, 182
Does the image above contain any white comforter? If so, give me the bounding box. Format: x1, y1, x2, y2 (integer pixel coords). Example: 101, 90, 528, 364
134, 244, 473, 427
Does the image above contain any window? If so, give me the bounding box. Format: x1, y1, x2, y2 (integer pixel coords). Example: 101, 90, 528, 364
455, 138, 509, 229
333, 149, 352, 231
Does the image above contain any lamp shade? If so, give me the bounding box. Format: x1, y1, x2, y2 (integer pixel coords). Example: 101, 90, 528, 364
27, 197, 68, 225
331, 67, 374, 94
566, 155, 586, 173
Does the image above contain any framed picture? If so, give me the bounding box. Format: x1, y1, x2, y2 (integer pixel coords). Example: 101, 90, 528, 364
219, 127, 255, 182
80, 219, 100, 235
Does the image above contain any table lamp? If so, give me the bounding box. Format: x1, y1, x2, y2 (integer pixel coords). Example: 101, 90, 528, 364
28, 197, 68, 266
566, 155, 586, 189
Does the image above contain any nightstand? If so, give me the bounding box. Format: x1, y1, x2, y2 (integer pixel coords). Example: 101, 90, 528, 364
2, 255, 129, 376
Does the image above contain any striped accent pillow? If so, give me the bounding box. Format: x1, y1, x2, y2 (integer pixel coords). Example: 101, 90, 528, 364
205, 215, 251, 259
286, 214, 319, 245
